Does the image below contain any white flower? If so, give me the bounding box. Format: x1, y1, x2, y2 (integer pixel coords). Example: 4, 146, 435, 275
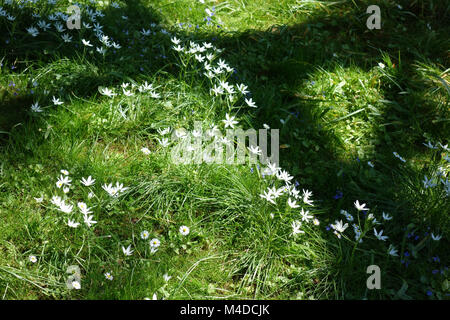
80, 176, 96, 186
150, 238, 161, 248
245, 98, 257, 108
82, 39, 93, 47
34, 196, 44, 203
102, 183, 118, 197
96, 46, 107, 55
122, 245, 134, 256
31, 102, 43, 113
260, 190, 276, 205
157, 127, 171, 136
291, 220, 304, 235
431, 233, 442, 241
56, 175, 71, 188
313, 218, 320, 226
438, 143, 449, 151
157, 138, 170, 147
68, 219, 80, 228
277, 170, 293, 184
374, 228, 388, 241
287, 198, 299, 209
382, 212, 392, 221
331, 220, 348, 233
78, 202, 92, 215
423, 141, 437, 149
354, 200, 368, 211
300, 208, 313, 222
367, 161, 374, 168
51, 195, 62, 206
171, 36, 180, 45
302, 189, 314, 206
141, 230, 150, 240
163, 273, 171, 282
237, 83, 249, 95
141, 147, 151, 155
393, 151, 406, 163
104, 272, 113, 281
172, 45, 184, 52
378, 62, 385, 69
61, 33, 72, 42
83, 215, 97, 228
52, 96, 63, 105
100, 87, 116, 97
29, 255, 37, 263
72, 281, 81, 289
179, 225, 190, 236
387, 244, 398, 256
245, 145, 261, 156
423, 175, 437, 188
222, 113, 238, 129
27, 26, 39, 37
58, 201, 73, 214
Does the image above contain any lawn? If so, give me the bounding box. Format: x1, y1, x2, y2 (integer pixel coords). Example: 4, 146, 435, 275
0, 0, 448, 300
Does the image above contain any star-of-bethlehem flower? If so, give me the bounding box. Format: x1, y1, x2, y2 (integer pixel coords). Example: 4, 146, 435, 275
287, 198, 300, 209
222, 113, 238, 128
331, 220, 348, 238
387, 244, 398, 256
292, 220, 304, 235
82, 39, 93, 47
300, 208, 313, 222
354, 200, 368, 211
52, 96, 63, 105
374, 228, 388, 241
31, 102, 43, 112
67, 219, 80, 228
100, 87, 116, 97
122, 245, 133, 256
83, 214, 97, 228
431, 233, 442, 241
245, 97, 257, 108
80, 176, 95, 186
382, 212, 392, 221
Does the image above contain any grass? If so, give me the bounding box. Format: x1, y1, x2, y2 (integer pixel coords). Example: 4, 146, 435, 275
0, 0, 449, 300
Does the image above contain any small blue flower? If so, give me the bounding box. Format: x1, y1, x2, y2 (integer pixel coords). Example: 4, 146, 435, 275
333, 190, 343, 200
404, 251, 410, 257
426, 290, 433, 296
